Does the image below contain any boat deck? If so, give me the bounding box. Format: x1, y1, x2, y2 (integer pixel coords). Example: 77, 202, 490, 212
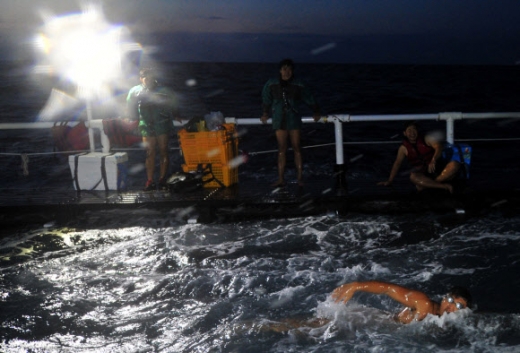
1, 119, 519, 225
1, 168, 518, 226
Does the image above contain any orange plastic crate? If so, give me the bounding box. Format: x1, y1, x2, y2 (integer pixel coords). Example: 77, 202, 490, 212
178, 124, 238, 165
182, 163, 238, 188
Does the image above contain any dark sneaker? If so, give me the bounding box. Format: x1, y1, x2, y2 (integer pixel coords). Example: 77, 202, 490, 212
143, 180, 156, 191
158, 177, 168, 190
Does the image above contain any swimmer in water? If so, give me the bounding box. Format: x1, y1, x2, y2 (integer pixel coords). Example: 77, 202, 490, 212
242, 280, 472, 333
331, 281, 472, 323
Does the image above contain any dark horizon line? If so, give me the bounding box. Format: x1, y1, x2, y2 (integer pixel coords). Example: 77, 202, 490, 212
1, 58, 519, 67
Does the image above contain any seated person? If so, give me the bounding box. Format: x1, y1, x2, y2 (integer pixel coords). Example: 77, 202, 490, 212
331, 280, 472, 324
378, 121, 461, 193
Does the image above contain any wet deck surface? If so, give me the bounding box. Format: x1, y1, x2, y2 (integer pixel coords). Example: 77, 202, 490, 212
1, 169, 518, 226
1, 126, 518, 226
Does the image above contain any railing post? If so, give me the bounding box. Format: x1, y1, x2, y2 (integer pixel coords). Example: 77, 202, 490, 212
333, 117, 347, 191
446, 116, 455, 144
439, 112, 461, 144
86, 101, 96, 152
86, 120, 111, 153
334, 117, 344, 165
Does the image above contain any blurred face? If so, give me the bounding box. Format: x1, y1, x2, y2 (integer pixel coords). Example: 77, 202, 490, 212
440, 295, 468, 314
280, 65, 293, 81
403, 125, 418, 143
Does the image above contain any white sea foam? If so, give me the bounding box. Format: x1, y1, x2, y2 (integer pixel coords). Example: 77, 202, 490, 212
1, 210, 519, 352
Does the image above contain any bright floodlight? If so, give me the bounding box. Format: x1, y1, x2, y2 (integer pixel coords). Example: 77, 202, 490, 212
35, 4, 138, 100
34, 4, 141, 151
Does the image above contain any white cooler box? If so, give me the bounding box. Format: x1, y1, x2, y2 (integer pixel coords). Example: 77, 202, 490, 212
69, 152, 128, 191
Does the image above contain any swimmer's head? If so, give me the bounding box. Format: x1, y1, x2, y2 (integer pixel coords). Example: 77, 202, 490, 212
440, 286, 472, 314
449, 286, 472, 308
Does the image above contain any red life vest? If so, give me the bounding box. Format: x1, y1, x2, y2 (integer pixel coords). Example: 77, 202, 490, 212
51, 121, 89, 153
402, 135, 434, 169
102, 119, 141, 148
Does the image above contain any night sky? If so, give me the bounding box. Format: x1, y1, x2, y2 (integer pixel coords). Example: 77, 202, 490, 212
2, 0, 520, 65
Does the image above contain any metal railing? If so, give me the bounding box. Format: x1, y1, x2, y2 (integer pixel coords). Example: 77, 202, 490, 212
233, 112, 520, 166
1, 112, 519, 168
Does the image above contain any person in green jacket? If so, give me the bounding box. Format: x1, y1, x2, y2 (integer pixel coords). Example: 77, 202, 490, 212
127, 68, 181, 191
261, 59, 321, 187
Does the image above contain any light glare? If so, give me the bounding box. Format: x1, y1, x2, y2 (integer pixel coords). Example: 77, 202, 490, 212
34, 4, 140, 101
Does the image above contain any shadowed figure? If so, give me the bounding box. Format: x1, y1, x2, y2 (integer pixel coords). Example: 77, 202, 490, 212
378, 121, 461, 193
260, 59, 321, 187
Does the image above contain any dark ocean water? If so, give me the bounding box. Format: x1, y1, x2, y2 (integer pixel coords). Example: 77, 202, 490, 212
1, 62, 520, 352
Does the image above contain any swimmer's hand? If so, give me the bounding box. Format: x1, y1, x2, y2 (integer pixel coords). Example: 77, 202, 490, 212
260, 114, 269, 124
377, 181, 392, 187
313, 114, 321, 122
331, 283, 357, 303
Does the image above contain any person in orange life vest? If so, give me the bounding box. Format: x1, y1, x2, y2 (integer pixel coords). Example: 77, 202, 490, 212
332, 281, 472, 324
378, 121, 461, 193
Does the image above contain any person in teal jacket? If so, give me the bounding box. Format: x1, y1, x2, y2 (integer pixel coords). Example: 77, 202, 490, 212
127, 68, 181, 191
261, 59, 321, 187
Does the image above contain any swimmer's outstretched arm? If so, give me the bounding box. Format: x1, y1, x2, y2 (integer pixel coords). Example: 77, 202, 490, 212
331, 281, 434, 320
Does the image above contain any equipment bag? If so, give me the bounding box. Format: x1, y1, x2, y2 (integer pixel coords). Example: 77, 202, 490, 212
167, 172, 203, 193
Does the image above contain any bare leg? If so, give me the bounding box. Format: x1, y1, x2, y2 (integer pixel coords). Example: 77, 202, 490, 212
289, 129, 304, 186
157, 134, 169, 180
143, 136, 157, 182
273, 129, 288, 186
410, 172, 453, 193
435, 161, 461, 183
